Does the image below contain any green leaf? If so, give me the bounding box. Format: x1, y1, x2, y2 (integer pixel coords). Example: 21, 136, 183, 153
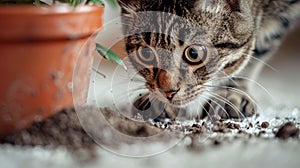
87, 0, 104, 5
58, 0, 82, 7
96, 43, 127, 71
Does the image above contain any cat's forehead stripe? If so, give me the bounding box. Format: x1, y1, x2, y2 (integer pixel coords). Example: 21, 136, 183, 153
195, 0, 226, 14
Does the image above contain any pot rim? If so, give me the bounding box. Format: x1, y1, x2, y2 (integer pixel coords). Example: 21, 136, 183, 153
0, 5, 104, 42
0, 4, 102, 15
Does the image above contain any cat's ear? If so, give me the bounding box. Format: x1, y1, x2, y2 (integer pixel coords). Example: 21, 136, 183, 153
117, 0, 152, 14
117, 0, 140, 14
194, 0, 251, 13
194, 0, 253, 39
225, 0, 241, 12
226, 0, 254, 40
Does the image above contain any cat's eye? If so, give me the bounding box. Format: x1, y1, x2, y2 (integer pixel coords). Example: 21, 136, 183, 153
136, 46, 156, 63
183, 45, 207, 64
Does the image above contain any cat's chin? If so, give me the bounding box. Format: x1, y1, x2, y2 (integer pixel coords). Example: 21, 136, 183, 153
172, 96, 207, 108
169, 92, 209, 108
167, 95, 208, 118
152, 94, 194, 107
151, 89, 209, 109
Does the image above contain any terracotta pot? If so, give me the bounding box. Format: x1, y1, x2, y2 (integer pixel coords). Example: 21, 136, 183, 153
0, 5, 104, 136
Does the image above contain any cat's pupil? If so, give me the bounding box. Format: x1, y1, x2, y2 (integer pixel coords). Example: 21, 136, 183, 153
189, 47, 199, 59
141, 48, 152, 59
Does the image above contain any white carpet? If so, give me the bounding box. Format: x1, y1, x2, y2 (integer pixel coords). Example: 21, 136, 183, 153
0, 63, 300, 168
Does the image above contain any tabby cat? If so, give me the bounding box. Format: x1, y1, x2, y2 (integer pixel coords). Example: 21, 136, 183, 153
116, 0, 300, 120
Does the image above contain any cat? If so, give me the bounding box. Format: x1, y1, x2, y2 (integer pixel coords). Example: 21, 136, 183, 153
116, 0, 300, 121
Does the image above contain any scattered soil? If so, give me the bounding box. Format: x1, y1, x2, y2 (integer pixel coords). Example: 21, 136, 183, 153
1, 108, 93, 148
1, 107, 300, 158
0, 107, 165, 159
261, 122, 269, 128
0, 108, 97, 159
213, 140, 221, 146
275, 122, 300, 140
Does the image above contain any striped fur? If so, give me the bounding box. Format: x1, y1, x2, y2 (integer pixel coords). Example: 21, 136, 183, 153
117, 0, 300, 120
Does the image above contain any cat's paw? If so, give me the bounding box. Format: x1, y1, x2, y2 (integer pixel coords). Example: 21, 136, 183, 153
204, 89, 256, 120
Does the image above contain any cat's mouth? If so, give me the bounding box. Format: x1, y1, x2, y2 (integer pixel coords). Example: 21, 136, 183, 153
149, 86, 203, 107
171, 90, 203, 107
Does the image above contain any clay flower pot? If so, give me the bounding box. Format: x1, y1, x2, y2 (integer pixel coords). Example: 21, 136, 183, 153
0, 5, 104, 136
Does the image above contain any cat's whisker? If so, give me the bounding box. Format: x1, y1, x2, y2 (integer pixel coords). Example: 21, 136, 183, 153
134, 94, 151, 110
198, 96, 223, 121
203, 84, 258, 105
148, 95, 170, 119
149, 94, 158, 104
201, 94, 232, 119
204, 84, 262, 114
229, 75, 275, 100
208, 68, 247, 87
204, 74, 274, 101
197, 97, 214, 121
203, 94, 232, 118
111, 71, 146, 84
205, 70, 232, 84
188, 99, 203, 119
214, 69, 241, 86
127, 88, 148, 98
222, 86, 259, 107
204, 92, 247, 120
123, 63, 148, 84
218, 71, 238, 84
241, 53, 278, 72
112, 89, 145, 104
108, 78, 127, 86
231, 91, 259, 112
126, 85, 146, 92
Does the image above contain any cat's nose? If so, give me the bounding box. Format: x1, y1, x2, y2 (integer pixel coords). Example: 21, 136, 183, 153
162, 89, 180, 101
156, 69, 180, 100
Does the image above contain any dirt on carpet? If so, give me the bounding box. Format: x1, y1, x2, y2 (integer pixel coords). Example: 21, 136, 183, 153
0, 107, 299, 159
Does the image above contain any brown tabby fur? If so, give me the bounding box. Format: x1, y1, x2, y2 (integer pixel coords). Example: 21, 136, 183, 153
117, 0, 300, 120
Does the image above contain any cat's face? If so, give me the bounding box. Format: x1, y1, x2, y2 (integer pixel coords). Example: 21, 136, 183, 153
118, 0, 255, 106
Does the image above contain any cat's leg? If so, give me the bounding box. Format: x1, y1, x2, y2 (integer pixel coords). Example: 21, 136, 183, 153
205, 59, 268, 120
205, 36, 276, 119
205, 49, 280, 119
205, 0, 300, 119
